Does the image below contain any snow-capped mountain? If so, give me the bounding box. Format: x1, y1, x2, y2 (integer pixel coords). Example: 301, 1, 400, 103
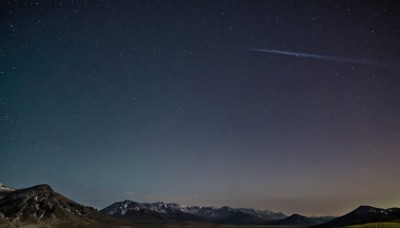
101, 200, 189, 215
100, 200, 287, 224
99, 200, 203, 223
0, 182, 14, 193
237, 207, 287, 220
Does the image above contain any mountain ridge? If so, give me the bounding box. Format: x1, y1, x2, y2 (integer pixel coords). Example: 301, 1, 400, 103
0, 182, 14, 193
101, 199, 288, 224
314, 205, 400, 227
1, 182, 398, 227
0, 183, 129, 227
268, 213, 334, 225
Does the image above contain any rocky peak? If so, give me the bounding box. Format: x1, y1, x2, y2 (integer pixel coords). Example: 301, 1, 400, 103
0, 182, 14, 192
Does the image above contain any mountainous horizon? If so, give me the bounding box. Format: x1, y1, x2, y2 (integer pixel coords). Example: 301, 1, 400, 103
1, 181, 317, 219
100, 199, 289, 225
100, 199, 287, 216
1, 182, 399, 227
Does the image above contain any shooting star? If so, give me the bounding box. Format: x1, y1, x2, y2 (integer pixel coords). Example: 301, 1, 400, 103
243, 48, 386, 67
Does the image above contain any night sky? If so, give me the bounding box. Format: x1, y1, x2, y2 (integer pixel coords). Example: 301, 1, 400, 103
1, 0, 400, 216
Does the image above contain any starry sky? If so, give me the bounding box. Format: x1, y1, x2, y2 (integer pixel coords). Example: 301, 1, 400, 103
1, 0, 400, 216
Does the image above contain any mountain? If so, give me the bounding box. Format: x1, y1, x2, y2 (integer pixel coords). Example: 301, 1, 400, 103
100, 200, 202, 223
0, 184, 129, 227
268, 213, 334, 225
0, 182, 14, 193
208, 206, 270, 224
315, 205, 400, 227
100, 200, 287, 224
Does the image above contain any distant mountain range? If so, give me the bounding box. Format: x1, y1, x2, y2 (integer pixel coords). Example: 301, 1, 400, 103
0, 182, 399, 227
100, 200, 288, 224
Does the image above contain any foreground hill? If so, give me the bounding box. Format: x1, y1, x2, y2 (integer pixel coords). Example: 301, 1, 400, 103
314, 206, 400, 227
0, 184, 130, 227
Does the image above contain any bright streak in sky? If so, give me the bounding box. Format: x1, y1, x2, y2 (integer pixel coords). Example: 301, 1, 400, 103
244, 48, 383, 66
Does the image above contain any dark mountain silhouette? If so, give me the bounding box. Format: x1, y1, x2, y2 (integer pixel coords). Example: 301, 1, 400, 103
268, 213, 334, 225
0, 184, 129, 227
314, 205, 400, 227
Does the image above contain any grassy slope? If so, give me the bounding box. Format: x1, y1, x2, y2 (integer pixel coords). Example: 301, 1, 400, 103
347, 221, 400, 228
